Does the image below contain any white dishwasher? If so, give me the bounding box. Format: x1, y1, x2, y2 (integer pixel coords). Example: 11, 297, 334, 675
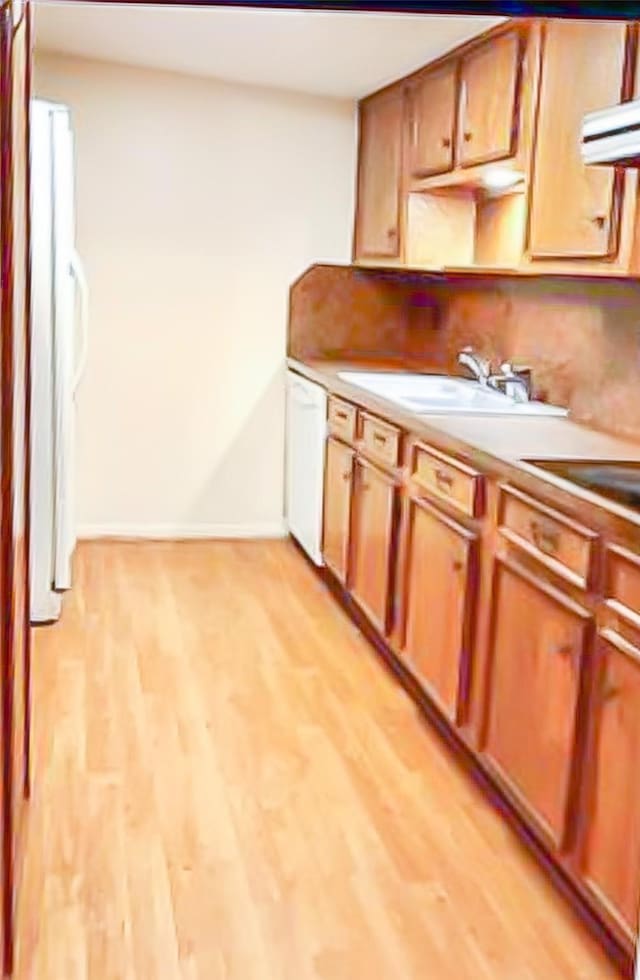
286, 370, 327, 566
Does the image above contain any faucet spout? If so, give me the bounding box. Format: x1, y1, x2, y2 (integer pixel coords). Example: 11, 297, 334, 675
457, 346, 491, 386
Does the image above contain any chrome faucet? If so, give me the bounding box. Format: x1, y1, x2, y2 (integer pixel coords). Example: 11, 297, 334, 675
457, 346, 491, 386
457, 347, 531, 402
487, 362, 531, 403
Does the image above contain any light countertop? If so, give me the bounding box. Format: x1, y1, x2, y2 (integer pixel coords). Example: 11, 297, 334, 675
416, 414, 640, 464
288, 356, 640, 526
288, 357, 640, 463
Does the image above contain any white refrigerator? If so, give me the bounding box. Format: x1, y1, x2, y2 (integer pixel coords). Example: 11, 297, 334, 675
29, 99, 88, 624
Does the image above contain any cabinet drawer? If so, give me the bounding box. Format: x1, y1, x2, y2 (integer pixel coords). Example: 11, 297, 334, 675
498, 485, 597, 589
360, 413, 401, 469
606, 545, 640, 627
328, 397, 357, 443
410, 442, 484, 518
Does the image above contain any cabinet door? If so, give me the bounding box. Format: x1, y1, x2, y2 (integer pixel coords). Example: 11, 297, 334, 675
528, 21, 628, 259
579, 630, 640, 938
354, 85, 404, 260
322, 438, 354, 583
483, 559, 592, 846
408, 63, 457, 178
403, 498, 477, 723
459, 29, 522, 167
350, 459, 398, 634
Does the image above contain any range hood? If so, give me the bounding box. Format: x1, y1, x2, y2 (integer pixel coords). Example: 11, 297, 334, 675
581, 99, 640, 167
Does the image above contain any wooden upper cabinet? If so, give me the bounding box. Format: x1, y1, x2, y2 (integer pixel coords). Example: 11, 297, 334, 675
354, 85, 405, 260
528, 20, 629, 259
322, 437, 354, 584
579, 629, 640, 939
483, 559, 592, 847
402, 497, 477, 722
459, 28, 523, 167
350, 459, 398, 634
407, 63, 457, 178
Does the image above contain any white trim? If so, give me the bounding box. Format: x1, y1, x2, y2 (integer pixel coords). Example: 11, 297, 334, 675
582, 98, 640, 139
581, 129, 640, 165
30, 591, 62, 626
77, 521, 288, 541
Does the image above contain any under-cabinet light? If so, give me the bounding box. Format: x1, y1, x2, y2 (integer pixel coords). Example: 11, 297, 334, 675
481, 168, 524, 192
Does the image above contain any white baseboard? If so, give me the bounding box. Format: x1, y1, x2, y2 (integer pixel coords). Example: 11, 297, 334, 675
77, 521, 288, 541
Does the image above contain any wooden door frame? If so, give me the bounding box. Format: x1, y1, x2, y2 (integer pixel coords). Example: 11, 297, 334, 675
0, 0, 33, 972
22, 0, 33, 808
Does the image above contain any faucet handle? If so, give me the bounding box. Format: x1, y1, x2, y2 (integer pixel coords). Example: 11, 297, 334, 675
461, 346, 486, 361
493, 362, 532, 402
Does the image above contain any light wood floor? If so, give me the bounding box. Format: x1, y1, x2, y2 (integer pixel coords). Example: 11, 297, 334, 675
14, 540, 621, 979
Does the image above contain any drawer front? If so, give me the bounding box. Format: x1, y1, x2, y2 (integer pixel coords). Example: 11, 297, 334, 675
606, 545, 640, 626
360, 413, 401, 469
328, 397, 357, 443
411, 443, 483, 518
498, 485, 597, 589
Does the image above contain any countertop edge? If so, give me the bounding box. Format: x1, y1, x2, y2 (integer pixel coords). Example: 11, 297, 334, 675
287, 356, 640, 532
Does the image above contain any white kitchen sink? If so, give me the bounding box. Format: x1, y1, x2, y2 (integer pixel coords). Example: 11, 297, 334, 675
337, 371, 567, 417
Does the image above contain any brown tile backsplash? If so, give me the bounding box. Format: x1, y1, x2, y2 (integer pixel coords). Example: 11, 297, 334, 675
288, 264, 437, 364
288, 265, 640, 443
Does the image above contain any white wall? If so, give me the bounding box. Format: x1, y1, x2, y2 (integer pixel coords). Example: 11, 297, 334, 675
35, 52, 356, 537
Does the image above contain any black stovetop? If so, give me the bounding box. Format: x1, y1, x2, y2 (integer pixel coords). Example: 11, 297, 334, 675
528, 460, 640, 511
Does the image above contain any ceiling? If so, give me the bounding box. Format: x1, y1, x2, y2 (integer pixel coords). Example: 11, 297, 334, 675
33, 3, 504, 99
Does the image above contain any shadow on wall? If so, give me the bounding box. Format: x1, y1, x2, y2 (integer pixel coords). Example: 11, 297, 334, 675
188, 364, 286, 534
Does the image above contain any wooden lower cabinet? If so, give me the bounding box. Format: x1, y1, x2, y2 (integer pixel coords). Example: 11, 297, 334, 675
350, 458, 398, 634
578, 628, 640, 940
482, 558, 593, 847
402, 496, 478, 722
322, 437, 354, 583
318, 392, 640, 965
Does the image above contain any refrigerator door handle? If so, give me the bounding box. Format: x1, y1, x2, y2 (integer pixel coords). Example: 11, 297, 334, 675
70, 247, 89, 394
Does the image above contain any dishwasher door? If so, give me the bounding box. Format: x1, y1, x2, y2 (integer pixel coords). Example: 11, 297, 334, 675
286, 371, 327, 566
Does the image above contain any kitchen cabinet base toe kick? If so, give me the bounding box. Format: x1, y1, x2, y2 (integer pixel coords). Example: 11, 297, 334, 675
317, 553, 635, 980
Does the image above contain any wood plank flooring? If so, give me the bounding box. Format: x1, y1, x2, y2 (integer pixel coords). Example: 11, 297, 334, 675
14, 540, 622, 978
